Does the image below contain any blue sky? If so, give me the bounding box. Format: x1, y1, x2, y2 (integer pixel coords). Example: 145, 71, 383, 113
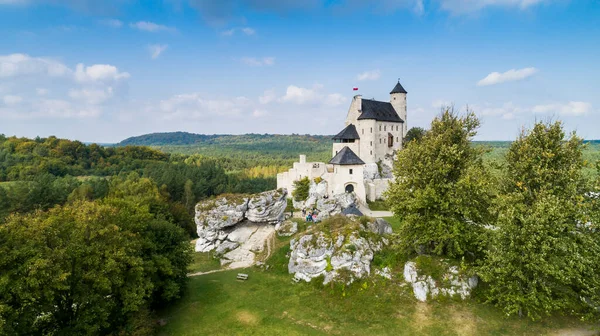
0, 0, 598, 143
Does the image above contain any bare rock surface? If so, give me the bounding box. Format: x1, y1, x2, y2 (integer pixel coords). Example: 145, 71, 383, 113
403, 261, 478, 302
288, 217, 389, 284
276, 220, 298, 237
194, 189, 286, 253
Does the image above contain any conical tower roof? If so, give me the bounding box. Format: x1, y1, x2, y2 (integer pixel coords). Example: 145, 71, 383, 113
390, 80, 407, 94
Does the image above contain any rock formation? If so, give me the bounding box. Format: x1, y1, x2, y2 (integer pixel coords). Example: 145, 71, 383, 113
403, 261, 478, 302
288, 216, 391, 284
194, 189, 286, 253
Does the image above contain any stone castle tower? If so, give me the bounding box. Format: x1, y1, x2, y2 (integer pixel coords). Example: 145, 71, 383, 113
278, 80, 408, 203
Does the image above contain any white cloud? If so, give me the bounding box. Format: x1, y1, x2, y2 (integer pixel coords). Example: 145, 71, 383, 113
439, 0, 551, 14
69, 87, 114, 105
532, 101, 592, 116
252, 109, 268, 118
221, 28, 235, 36
241, 27, 255, 35
148, 44, 168, 59
357, 69, 381, 81
324, 93, 346, 106
99, 18, 123, 28
74, 63, 130, 82
158, 93, 250, 120
280, 84, 346, 106
414, 0, 424, 14
240, 57, 275, 66
0, 53, 131, 121
0, 98, 101, 120
477, 67, 538, 86
478, 102, 524, 120
259, 89, 276, 104
474, 101, 593, 119
0, 53, 70, 78
129, 21, 176, 33
220, 27, 256, 37
3, 95, 22, 105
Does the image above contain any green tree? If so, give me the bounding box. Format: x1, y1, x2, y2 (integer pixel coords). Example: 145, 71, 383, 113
292, 177, 310, 202
404, 127, 426, 143
480, 121, 600, 320
183, 179, 195, 210
385, 109, 493, 258
0, 202, 150, 335
0, 198, 191, 335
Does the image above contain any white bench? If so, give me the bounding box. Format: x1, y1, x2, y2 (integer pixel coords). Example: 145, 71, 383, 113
236, 273, 249, 280
292, 276, 301, 283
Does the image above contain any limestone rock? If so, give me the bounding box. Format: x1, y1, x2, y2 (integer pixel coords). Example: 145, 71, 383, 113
375, 267, 392, 280
276, 220, 298, 237
403, 261, 478, 302
194, 189, 287, 253
367, 218, 393, 235
288, 218, 386, 284
214, 241, 240, 256
246, 189, 287, 223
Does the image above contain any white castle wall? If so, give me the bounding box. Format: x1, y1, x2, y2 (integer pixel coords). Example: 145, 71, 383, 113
277, 158, 367, 204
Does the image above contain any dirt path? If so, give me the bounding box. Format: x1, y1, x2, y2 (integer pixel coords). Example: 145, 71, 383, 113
187, 269, 228, 277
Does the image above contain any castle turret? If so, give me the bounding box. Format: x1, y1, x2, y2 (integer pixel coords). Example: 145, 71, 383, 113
390, 80, 407, 135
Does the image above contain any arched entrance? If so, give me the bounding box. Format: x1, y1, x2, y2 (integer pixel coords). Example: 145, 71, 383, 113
345, 184, 355, 193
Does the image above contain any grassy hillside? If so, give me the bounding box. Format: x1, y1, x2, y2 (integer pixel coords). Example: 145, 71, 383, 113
158, 221, 597, 336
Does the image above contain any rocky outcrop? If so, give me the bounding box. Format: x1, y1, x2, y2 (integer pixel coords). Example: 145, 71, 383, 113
288, 217, 389, 284
194, 189, 286, 253
275, 220, 298, 237
403, 261, 478, 302
367, 218, 393, 235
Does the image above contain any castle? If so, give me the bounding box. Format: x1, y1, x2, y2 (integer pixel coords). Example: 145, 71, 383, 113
277, 80, 407, 204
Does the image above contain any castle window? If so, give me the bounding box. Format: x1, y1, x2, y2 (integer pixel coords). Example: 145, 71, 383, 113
379, 139, 382, 144
370, 150, 372, 155
388, 133, 394, 148
384, 126, 386, 131
362, 129, 364, 135
370, 127, 372, 133
397, 137, 399, 142
379, 125, 381, 131
396, 125, 399, 131
370, 141, 372, 146
349, 169, 353, 175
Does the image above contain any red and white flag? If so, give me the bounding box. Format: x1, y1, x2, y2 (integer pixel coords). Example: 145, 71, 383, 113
353, 87, 359, 91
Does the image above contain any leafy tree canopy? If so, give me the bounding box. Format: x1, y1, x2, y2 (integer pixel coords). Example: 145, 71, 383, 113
385, 109, 494, 258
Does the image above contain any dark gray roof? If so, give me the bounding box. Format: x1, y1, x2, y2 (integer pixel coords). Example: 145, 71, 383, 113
342, 204, 364, 217
358, 99, 404, 123
329, 146, 365, 165
333, 124, 360, 140
390, 81, 407, 94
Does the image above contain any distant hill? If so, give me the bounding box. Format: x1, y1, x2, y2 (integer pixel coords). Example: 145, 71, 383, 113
117, 132, 334, 163
118, 132, 226, 146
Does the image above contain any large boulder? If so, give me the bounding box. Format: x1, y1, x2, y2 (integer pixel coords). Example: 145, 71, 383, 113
288, 216, 386, 284
403, 260, 478, 302
246, 189, 287, 223
194, 189, 287, 253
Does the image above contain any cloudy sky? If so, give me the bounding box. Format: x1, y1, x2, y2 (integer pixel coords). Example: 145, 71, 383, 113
0, 0, 598, 143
